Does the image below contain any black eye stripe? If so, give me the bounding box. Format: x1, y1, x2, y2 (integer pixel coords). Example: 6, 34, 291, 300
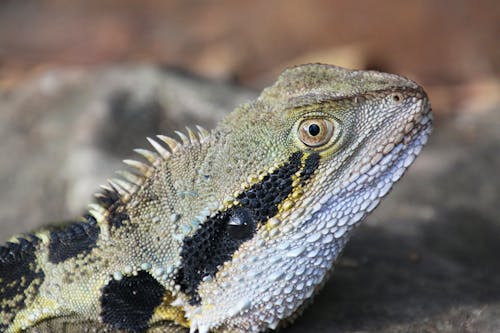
235, 152, 302, 222
300, 151, 320, 183
174, 151, 320, 305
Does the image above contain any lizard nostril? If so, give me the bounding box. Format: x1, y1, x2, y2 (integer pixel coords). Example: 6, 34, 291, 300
391, 92, 403, 103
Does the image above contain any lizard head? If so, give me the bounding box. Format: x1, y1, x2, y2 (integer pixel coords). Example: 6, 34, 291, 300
176, 64, 432, 333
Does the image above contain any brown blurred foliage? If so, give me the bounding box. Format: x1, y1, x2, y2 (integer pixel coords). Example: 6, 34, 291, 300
0, 0, 498, 115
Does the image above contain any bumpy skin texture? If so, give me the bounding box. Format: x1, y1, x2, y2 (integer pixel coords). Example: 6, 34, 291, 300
0, 64, 432, 333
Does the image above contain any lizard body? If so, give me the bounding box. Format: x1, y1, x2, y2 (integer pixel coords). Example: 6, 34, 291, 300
0, 64, 432, 333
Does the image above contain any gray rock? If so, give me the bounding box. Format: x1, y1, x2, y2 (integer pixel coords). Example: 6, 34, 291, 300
0, 65, 256, 238
0, 66, 498, 332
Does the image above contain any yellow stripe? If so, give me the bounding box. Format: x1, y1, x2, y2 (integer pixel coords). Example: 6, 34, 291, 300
151, 291, 190, 328
267, 153, 311, 230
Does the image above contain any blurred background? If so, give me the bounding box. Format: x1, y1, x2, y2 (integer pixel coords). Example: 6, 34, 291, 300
0, 1, 499, 332
1, 0, 498, 113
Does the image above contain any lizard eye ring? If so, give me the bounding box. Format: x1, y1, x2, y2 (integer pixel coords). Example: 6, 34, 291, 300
298, 118, 335, 147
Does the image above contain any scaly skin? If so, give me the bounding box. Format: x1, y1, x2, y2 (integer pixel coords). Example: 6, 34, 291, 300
0, 64, 432, 333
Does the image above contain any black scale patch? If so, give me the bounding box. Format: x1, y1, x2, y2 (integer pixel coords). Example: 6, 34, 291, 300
173, 207, 257, 304
108, 210, 130, 229
100, 270, 165, 332
48, 215, 100, 264
300, 151, 320, 182
0, 236, 45, 330
175, 151, 320, 304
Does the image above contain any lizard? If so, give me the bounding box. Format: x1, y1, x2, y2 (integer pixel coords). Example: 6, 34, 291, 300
0, 64, 432, 333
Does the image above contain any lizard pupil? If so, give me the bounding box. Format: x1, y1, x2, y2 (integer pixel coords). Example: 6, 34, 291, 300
308, 123, 321, 136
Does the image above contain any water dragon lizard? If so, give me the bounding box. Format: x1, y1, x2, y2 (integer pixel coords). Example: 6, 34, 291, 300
0, 64, 432, 332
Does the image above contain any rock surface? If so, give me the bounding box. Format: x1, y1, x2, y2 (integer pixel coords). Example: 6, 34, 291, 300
0, 66, 498, 332
0, 65, 256, 236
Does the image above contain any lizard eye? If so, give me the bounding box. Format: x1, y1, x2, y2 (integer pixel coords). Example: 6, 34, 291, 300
298, 118, 335, 147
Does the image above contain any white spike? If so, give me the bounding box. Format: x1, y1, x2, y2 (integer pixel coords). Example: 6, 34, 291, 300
196, 125, 210, 141
147, 137, 171, 159
170, 297, 184, 307
186, 127, 198, 144
108, 179, 128, 196
123, 159, 152, 175
198, 325, 209, 333
98, 184, 114, 193
134, 148, 159, 165
189, 323, 198, 333
88, 203, 106, 220
116, 170, 142, 185
94, 192, 106, 200
175, 130, 190, 145
111, 178, 135, 193
157, 135, 180, 152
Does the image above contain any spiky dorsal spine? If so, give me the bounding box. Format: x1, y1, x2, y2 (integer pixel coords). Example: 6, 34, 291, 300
87, 126, 210, 225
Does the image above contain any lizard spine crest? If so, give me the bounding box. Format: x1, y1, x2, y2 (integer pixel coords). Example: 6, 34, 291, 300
89, 126, 211, 226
